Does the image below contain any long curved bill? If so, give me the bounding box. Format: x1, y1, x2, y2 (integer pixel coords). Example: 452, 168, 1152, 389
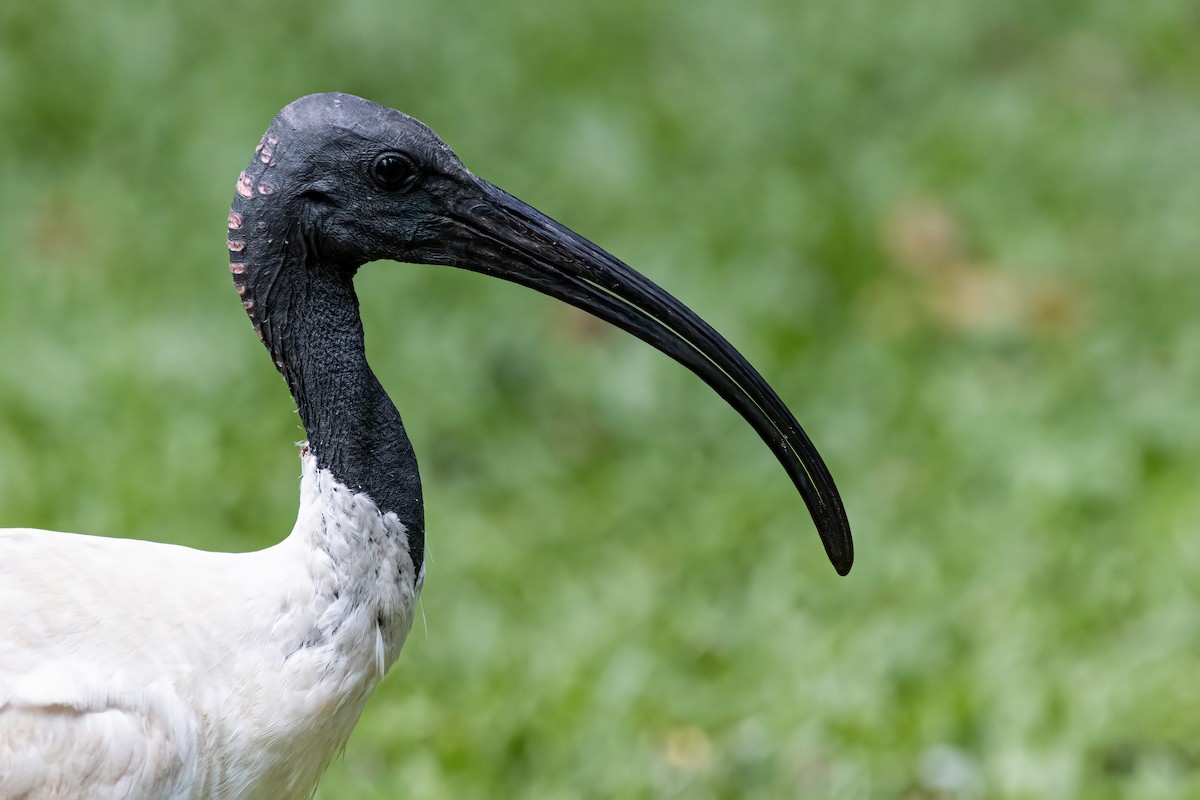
430, 176, 853, 575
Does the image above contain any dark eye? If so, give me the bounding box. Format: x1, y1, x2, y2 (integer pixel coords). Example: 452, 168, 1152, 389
371, 152, 418, 191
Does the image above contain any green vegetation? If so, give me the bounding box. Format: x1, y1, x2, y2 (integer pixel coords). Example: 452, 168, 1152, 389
2, 1, 1198, 796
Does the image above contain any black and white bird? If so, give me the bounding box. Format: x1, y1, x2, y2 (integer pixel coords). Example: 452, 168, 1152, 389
0, 94, 852, 799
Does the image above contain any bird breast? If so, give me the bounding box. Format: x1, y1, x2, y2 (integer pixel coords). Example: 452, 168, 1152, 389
0, 448, 422, 799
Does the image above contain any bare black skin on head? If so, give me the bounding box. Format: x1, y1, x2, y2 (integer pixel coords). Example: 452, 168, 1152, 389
230, 93, 853, 576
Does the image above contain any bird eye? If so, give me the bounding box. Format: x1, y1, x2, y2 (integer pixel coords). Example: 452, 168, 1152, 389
371, 152, 418, 191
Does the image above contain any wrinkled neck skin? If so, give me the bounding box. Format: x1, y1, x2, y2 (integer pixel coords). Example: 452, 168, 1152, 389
228, 136, 425, 572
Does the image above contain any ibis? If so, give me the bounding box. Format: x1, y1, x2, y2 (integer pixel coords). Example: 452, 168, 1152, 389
0, 93, 852, 799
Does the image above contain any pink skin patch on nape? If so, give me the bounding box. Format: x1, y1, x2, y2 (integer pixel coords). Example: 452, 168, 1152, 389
227, 239, 246, 252
236, 172, 254, 198
259, 145, 274, 164
228, 211, 243, 229
242, 299, 255, 311
257, 183, 274, 196
229, 262, 247, 275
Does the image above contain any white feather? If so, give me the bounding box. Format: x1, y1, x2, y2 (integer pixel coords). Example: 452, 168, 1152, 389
0, 448, 420, 799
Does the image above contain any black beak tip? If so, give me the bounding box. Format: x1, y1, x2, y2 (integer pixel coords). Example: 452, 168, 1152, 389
821, 518, 854, 576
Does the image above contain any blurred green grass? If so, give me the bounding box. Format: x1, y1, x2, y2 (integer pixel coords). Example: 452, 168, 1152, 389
3, 0, 1199, 797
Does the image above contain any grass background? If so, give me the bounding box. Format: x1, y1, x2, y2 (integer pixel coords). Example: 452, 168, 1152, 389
2, 1, 1198, 797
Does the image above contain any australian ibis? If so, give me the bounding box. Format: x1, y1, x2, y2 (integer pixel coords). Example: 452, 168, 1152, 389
0, 93, 852, 799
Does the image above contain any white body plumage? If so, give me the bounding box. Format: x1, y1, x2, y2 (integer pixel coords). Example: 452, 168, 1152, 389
0, 448, 422, 799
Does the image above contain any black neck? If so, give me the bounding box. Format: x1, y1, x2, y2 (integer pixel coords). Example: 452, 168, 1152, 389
230, 175, 424, 569
282, 266, 425, 571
